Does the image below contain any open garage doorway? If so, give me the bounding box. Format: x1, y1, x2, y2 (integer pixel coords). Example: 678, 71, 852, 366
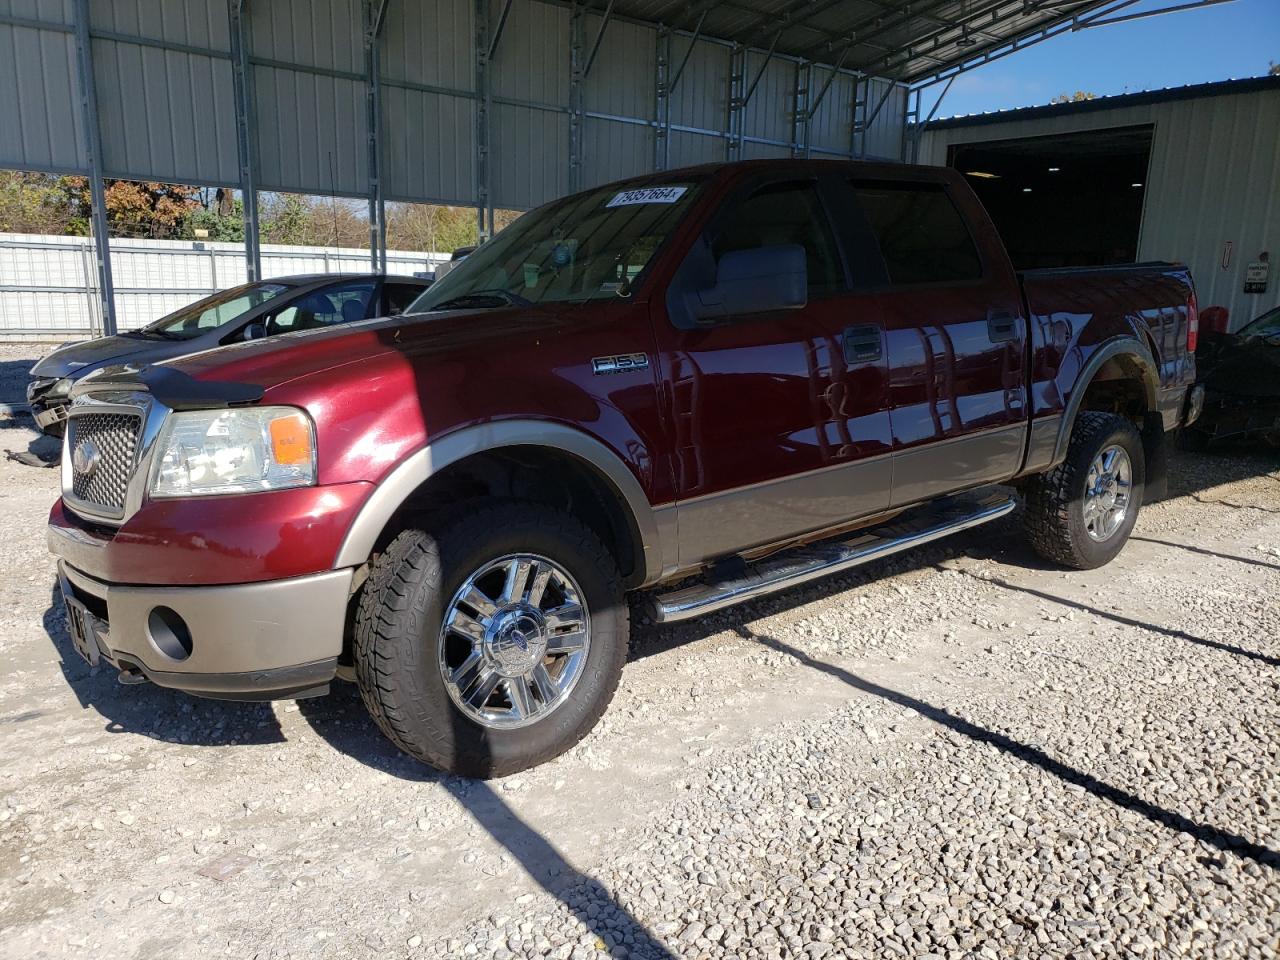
947, 126, 1154, 270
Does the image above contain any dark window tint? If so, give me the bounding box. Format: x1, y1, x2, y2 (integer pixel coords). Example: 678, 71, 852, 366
266, 280, 376, 335
711, 181, 844, 296
852, 181, 982, 285
384, 283, 423, 316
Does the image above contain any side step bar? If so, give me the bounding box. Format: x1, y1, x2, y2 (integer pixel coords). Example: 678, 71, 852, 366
651, 488, 1017, 624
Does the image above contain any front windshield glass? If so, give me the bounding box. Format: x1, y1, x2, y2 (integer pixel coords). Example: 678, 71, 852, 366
1239, 305, 1280, 338
409, 178, 704, 313
141, 282, 291, 340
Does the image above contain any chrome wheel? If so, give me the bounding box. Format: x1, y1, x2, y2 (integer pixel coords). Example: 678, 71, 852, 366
1083, 444, 1132, 542
438, 554, 590, 730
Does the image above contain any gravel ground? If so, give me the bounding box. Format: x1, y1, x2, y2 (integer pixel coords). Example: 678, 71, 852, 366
0, 345, 1277, 959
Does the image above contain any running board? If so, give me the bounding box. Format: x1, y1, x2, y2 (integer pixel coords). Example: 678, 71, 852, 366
651, 488, 1017, 624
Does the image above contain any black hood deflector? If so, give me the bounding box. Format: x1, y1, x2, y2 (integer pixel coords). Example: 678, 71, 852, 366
69, 363, 264, 410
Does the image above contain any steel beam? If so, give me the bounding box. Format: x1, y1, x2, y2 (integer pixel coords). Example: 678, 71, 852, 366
582, 0, 616, 78
71, 0, 116, 335
807, 42, 852, 120
228, 0, 261, 282
668, 11, 707, 95
1075, 0, 1236, 29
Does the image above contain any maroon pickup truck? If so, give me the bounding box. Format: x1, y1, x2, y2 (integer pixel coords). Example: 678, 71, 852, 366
49, 160, 1201, 777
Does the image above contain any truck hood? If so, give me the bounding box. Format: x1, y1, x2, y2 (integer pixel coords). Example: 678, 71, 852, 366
165, 307, 571, 393
31, 333, 194, 379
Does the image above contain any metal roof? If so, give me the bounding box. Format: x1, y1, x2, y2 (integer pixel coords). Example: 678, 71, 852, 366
926, 74, 1280, 130
601, 0, 1117, 81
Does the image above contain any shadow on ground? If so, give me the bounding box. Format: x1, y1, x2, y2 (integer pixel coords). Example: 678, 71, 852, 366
737, 626, 1280, 871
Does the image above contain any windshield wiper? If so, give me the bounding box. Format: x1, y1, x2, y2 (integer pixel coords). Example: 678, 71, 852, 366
430, 289, 533, 311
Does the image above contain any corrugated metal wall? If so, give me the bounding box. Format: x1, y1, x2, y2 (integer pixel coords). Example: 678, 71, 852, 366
919, 85, 1280, 331
2, 0, 909, 213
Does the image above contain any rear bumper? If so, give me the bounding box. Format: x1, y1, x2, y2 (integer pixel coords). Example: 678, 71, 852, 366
56, 561, 352, 700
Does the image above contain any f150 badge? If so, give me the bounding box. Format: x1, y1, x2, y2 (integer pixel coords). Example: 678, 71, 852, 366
592, 353, 650, 375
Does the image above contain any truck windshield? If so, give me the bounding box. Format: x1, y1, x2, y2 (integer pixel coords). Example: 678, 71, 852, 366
137, 282, 291, 341
410, 178, 703, 312
1239, 306, 1280, 338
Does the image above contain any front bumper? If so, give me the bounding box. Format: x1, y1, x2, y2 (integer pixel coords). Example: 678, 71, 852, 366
26, 378, 70, 433
56, 560, 353, 700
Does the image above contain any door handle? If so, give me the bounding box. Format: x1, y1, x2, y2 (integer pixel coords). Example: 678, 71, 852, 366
843, 325, 882, 363
988, 311, 1018, 343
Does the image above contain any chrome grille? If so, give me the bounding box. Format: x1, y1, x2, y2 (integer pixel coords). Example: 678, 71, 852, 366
66, 412, 142, 516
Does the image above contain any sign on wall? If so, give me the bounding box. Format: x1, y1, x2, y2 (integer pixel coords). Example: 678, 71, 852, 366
1244, 253, 1270, 294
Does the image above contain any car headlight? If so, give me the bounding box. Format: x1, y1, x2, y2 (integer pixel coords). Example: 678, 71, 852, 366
150, 406, 316, 498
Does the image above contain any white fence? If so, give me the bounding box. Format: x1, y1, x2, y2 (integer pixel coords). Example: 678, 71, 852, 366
0, 233, 449, 341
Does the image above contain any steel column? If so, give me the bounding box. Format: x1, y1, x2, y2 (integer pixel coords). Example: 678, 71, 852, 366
364, 0, 389, 272
475, 0, 492, 239
228, 0, 261, 282
568, 1, 585, 194
725, 44, 746, 161
653, 25, 671, 170
792, 60, 811, 158
71, 0, 116, 335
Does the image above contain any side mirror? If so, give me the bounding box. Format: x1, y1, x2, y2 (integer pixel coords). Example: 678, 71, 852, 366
696, 243, 807, 322
242, 321, 266, 341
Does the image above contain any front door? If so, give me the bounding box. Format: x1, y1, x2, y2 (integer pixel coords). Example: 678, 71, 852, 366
653, 174, 893, 569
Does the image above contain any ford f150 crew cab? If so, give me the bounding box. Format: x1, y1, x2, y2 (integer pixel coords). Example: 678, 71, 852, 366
48, 160, 1201, 777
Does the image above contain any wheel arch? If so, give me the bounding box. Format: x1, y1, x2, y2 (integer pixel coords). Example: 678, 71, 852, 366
333, 421, 668, 587
1052, 337, 1160, 466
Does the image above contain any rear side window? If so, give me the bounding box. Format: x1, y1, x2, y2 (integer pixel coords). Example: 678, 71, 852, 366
852, 181, 982, 285
711, 181, 845, 296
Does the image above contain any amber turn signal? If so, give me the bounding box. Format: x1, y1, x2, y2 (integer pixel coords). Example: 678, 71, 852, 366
269, 411, 314, 466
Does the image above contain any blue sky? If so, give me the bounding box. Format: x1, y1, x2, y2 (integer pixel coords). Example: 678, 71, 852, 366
931, 0, 1280, 118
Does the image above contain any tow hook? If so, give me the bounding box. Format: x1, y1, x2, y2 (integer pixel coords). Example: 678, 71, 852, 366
117, 666, 148, 686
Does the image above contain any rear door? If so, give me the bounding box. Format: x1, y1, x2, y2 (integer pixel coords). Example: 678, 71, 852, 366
845, 173, 1028, 506
655, 172, 892, 568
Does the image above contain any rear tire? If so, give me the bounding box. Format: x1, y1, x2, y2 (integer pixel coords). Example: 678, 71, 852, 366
1023, 412, 1145, 569
353, 501, 629, 778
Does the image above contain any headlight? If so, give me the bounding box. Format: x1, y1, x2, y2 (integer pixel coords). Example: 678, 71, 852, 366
150, 406, 316, 498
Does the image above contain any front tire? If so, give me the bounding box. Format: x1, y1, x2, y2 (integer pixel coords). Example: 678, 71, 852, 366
1023, 411, 1145, 569
353, 501, 629, 778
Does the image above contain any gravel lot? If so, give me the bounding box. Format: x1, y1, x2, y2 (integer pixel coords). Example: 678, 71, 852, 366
0, 346, 1277, 960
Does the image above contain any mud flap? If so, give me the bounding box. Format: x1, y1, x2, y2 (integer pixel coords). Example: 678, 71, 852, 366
1141, 412, 1168, 503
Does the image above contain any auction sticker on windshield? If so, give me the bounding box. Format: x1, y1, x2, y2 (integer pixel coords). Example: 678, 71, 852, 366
606, 186, 688, 207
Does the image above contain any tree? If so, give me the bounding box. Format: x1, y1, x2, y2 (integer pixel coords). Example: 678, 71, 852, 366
1050, 91, 1098, 104
1270, 60, 1279, 76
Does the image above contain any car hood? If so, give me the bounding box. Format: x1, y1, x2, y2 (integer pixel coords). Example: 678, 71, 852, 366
30, 334, 196, 379
1201, 336, 1280, 399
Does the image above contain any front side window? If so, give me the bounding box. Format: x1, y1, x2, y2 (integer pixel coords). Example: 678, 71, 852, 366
852, 181, 982, 285
140, 282, 290, 341
711, 181, 844, 296
409, 178, 704, 312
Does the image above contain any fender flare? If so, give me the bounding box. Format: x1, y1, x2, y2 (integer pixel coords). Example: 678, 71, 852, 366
333, 420, 667, 584
1051, 337, 1160, 465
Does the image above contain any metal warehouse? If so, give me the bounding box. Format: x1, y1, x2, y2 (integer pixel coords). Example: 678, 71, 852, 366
919, 75, 1280, 330
1, 0, 1178, 335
